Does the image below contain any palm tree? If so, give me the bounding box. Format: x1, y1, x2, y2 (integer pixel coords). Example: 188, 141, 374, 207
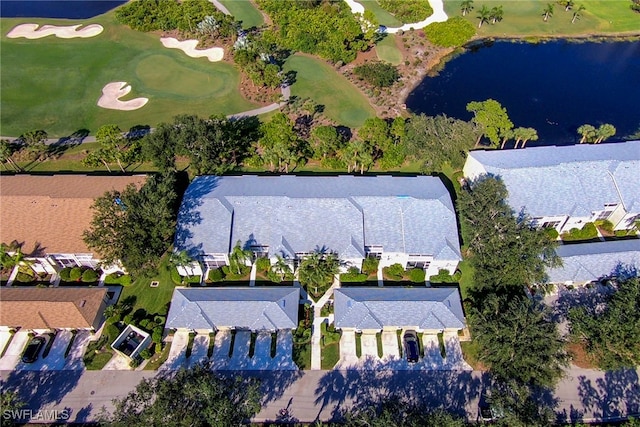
560, 0, 575, 11
577, 124, 596, 143
500, 128, 514, 149
0, 140, 21, 172
0, 243, 25, 271
572, 4, 585, 23
543, 3, 554, 21
169, 250, 194, 274
490, 5, 504, 24
595, 124, 616, 143
297, 251, 339, 296
229, 241, 252, 275
477, 5, 491, 28
269, 255, 292, 282
460, 0, 474, 16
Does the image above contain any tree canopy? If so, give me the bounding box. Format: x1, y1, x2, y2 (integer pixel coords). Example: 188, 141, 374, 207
466, 99, 513, 147
106, 364, 261, 427
424, 17, 476, 48
569, 277, 640, 370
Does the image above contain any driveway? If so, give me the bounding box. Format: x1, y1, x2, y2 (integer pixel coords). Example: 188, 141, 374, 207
161, 330, 189, 370
422, 333, 446, 370
0, 331, 31, 370
188, 334, 209, 367
211, 330, 231, 370
381, 331, 400, 360
337, 330, 359, 368
272, 330, 296, 370
64, 330, 91, 370
228, 331, 251, 370
360, 333, 379, 361
443, 332, 472, 371
17, 330, 73, 371
252, 331, 274, 370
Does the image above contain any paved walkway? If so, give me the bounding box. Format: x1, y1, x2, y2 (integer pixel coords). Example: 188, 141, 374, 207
343, 0, 448, 33
310, 275, 340, 370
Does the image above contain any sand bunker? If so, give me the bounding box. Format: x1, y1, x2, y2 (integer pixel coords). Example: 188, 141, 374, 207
160, 37, 224, 62
97, 82, 148, 111
7, 23, 103, 39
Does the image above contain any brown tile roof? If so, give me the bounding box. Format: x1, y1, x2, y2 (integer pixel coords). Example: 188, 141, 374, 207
0, 175, 146, 256
0, 287, 107, 329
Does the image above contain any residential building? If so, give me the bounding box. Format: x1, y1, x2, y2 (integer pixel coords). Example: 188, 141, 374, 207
165, 287, 299, 334
174, 175, 461, 277
463, 141, 640, 233
334, 287, 466, 334
0, 174, 146, 276
0, 287, 108, 330
547, 240, 640, 285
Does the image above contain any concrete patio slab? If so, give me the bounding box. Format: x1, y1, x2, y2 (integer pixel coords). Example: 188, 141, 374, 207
0, 331, 30, 370
188, 334, 210, 367
381, 330, 400, 360
212, 330, 231, 370
161, 330, 188, 370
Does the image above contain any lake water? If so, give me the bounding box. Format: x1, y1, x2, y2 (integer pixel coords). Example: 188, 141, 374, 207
0, 1, 125, 19
406, 40, 640, 145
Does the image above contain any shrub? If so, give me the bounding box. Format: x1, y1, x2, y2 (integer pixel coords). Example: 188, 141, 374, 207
152, 326, 164, 345
429, 269, 460, 284
104, 323, 121, 342
123, 314, 134, 325
408, 268, 426, 283
139, 349, 153, 360
424, 16, 475, 48
378, 0, 433, 24
139, 319, 150, 330
170, 268, 183, 285
595, 219, 614, 234
129, 358, 141, 368
340, 267, 368, 283
69, 267, 83, 281
81, 268, 99, 283
362, 257, 379, 275
15, 272, 35, 283
104, 272, 132, 286
221, 265, 250, 280
354, 62, 399, 88
561, 222, 598, 241
59, 267, 72, 282
120, 275, 132, 286
543, 227, 559, 240
383, 263, 405, 280
154, 316, 166, 325
255, 257, 271, 272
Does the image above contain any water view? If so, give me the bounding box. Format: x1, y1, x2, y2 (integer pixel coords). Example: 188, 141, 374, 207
0, 0, 125, 19
406, 40, 640, 144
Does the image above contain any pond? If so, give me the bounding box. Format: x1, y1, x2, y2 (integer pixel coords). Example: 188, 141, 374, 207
406, 40, 640, 145
0, 1, 125, 19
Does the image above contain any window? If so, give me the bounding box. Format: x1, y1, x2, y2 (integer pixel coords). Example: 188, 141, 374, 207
542, 221, 561, 229
595, 211, 613, 221
407, 254, 430, 269
203, 254, 226, 269
250, 245, 269, 258
365, 245, 383, 259
53, 255, 78, 268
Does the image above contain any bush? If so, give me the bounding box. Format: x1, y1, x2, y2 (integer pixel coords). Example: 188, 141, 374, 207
424, 17, 475, 48
408, 268, 426, 283
170, 268, 182, 285
354, 62, 399, 88
139, 319, 150, 330
362, 257, 379, 275
543, 227, 559, 240
255, 257, 271, 272
139, 349, 153, 360
206, 268, 225, 283
59, 267, 72, 282
378, 0, 433, 24
383, 263, 405, 281
81, 268, 99, 283
561, 222, 598, 241
104, 272, 132, 286
15, 271, 35, 283
123, 314, 134, 325
429, 269, 461, 284
340, 267, 368, 283
69, 267, 83, 281
154, 316, 166, 325
595, 219, 614, 234
221, 265, 250, 280
152, 326, 164, 345
104, 323, 121, 342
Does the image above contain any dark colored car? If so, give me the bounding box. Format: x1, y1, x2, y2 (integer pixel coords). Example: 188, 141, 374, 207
403, 330, 419, 363
21, 336, 45, 364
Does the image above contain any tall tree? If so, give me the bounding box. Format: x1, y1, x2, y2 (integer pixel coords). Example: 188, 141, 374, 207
559, 0, 575, 11
490, 5, 504, 24
258, 113, 306, 173
466, 99, 514, 147
542, 3, 554, 21
0, 139, 21, 171
340, 139, 374, 174
95, 124, 129, 172
229, 241, 253, 275
310, 125, 345, 160
476, 5, 491, 27
460, 0, 474, 16
577, 124, 596, 143
141, 122, 178, 171
594, 123, 616, 143
297, 251, 339, 295
19, 129, 48, 161
513, 127, 538, 148
572, 4, 585, 23
106, 363, 261, 426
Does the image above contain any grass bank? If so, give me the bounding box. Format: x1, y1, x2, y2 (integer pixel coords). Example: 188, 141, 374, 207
0, 11, 258, 137
218, 0, 264, 29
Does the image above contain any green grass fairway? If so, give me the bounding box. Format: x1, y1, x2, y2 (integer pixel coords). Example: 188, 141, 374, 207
358, 0, 403, 27
444, 0, 640, 36
375, 34, 402, 64
218, 0, 264, 29
0, 12, 258, 137
283, 54, 375, 128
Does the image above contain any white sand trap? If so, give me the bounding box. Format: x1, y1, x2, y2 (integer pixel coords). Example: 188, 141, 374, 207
7, 23, 103, 39
97, 82, 148, 111
160, 37, 224, 62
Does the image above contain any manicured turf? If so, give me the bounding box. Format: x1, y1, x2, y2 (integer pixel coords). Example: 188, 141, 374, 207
358, 0, 403, 27
0, 12, 258, 137
119, 256, 177, 318
375, 34, 403, 64
283, 54, 375, 128
443, 0, 640, 37
218, 0, 264, 29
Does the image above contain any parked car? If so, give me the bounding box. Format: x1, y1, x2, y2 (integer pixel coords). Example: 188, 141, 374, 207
22, 336, 45, 363
403, 330, 419, 363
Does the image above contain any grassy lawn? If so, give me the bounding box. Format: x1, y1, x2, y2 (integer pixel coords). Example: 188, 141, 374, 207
144, 342, 171, 370
85, 351, 114, 370
321, 343, 340, 369
218, 0, 264, 29
460, 340, 486, 370
375, 34, 403, 65
444, 0, 640, 37
283, 54, 375, 128
0, 12, 258, 137
119, 255, 177, 319
358, 0, 404, 27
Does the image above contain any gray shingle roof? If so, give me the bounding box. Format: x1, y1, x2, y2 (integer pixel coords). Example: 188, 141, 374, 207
165, 287, 300, 331
334, 287, 465, 330
174, 175, 461, 261
466, 141, 640, 217
547, 240, 640, 283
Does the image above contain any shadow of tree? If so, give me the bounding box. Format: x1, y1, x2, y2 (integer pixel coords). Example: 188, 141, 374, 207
551, 283, 614, 324
576, 368, 640, 421
0, 370, 83, 414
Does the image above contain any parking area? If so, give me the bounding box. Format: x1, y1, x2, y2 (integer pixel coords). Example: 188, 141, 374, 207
161, 330, 189, 370
381, 331, 400, 360
360, 333, 379, 360
188, 334, 210, 368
